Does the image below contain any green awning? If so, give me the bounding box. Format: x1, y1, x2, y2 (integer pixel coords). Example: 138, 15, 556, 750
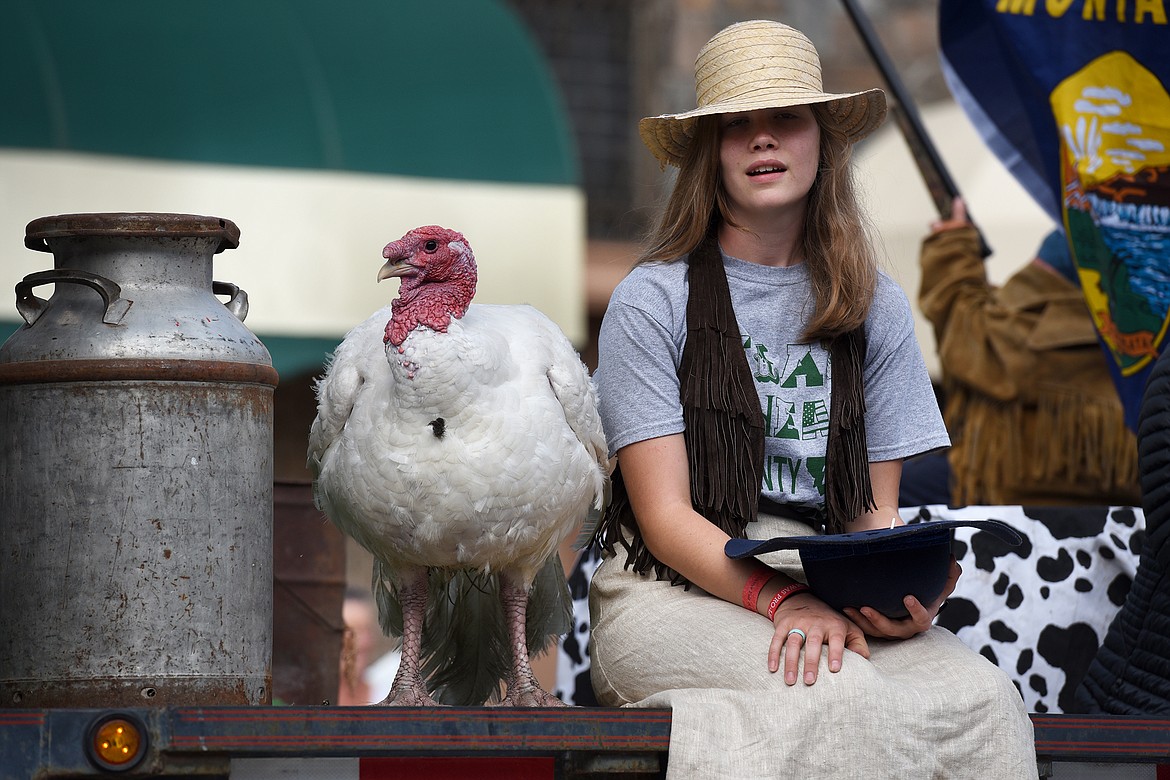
259, 334, 343, 381
2, 0, 578, 186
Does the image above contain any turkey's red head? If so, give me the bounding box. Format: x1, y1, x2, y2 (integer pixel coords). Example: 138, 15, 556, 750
379, 225, 478, 347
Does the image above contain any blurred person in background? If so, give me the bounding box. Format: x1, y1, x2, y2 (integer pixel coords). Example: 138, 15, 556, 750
900, 197, 1140, 508
338, 588, 377, 705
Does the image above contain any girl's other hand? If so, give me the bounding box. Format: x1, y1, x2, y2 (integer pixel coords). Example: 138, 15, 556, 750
770, 592, 870, 686
843, 556, 962, 639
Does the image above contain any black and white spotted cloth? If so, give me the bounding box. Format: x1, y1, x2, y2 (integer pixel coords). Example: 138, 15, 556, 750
554, 505, 1145, 714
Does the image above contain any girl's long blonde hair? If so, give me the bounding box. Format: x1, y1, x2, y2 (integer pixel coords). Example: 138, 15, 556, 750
638, 105, 878, 342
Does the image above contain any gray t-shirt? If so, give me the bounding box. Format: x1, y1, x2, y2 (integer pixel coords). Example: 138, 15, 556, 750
596, 251, 950, 512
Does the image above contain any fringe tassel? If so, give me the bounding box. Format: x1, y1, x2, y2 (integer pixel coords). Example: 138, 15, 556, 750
946, 383, 1139, 505
593, 231, 764, 587
680, 232, 765, 532
823, 327, 875, 534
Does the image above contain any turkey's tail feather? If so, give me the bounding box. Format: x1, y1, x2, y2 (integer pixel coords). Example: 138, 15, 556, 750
372, 558, 403, 638
523, 555, 574, 659
572, 480, 611, 550
373, 556, 573, 706
423, 570, 510, 704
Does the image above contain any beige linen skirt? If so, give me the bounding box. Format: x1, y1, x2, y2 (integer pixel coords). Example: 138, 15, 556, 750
588, 515, 1036, 779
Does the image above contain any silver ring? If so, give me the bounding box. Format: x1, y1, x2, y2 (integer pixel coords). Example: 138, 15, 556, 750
787, 628, 807, 643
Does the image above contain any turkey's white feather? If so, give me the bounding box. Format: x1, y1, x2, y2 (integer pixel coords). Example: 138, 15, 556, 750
309, 301, 609, 589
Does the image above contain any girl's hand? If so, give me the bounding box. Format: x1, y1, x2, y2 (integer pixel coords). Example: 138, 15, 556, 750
843, 556, 962, 639
770, 592, 870, 685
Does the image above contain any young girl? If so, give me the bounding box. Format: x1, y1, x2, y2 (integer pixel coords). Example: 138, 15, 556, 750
589, 20, 1036, 778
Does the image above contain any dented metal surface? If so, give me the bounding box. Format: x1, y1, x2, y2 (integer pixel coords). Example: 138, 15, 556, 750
0, 213, 275, 709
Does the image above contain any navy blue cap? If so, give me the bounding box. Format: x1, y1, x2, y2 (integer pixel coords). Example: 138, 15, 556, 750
725, 519, 1022, 618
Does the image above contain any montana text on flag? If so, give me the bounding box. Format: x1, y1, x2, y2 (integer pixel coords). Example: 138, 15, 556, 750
939, 0, 1170, 431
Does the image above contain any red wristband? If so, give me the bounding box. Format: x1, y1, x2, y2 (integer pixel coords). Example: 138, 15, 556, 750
742, 569, 777, 611
766, 583, 811, 621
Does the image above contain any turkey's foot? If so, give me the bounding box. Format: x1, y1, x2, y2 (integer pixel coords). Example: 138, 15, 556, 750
375, 682, 443, 707
493, 683, 568, 707
374, 568, 440, 706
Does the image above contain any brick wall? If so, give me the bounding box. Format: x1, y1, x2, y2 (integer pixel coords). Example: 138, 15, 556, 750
507, 0, 950, 241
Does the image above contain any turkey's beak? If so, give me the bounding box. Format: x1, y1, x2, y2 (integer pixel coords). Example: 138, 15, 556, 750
377, 259, 411, 282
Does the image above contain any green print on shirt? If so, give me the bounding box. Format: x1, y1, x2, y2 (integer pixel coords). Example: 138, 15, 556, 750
745, 337, 824, 388
747, 337, 829, 439
745, 336, 830, 498
762, 450, 828, 497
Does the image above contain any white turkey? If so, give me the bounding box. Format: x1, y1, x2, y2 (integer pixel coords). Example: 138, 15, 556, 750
308, 225, 610, 706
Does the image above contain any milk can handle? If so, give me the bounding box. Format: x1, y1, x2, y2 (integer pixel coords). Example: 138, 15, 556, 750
15, 269, 133, 326
213, 281, 249, 321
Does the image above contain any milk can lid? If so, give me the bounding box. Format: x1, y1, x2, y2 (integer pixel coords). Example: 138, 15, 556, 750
25, 213, 241, 254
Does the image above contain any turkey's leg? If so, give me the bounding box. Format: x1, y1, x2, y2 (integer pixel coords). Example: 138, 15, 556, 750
377, 569, 440, 706
494, 573, 567, 707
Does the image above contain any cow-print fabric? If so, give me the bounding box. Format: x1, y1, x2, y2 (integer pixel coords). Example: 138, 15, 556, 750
554, 505, 1145, 714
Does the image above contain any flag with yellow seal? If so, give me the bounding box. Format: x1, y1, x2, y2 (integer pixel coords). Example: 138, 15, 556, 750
940, 0, 1170, 430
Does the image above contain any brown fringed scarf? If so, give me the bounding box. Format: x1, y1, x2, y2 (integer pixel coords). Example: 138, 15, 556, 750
593, 231, 875, 586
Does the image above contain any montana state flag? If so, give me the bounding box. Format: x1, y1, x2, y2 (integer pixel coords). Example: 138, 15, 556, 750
940, 0, 1170, 431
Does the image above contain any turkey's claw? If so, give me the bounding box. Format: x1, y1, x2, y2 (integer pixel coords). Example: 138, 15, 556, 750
376, 683, 443, 707
494, 683, 568, 708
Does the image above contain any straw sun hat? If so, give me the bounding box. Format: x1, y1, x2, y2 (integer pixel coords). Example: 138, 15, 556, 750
639, 20, 888, 168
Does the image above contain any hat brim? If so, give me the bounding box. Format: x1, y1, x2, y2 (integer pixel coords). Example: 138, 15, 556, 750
639, 87, 887, 168
727, 518, 1022, 619
724, 518, 1023, 560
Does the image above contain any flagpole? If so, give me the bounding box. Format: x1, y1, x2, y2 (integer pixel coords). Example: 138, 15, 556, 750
839, 0, 992, 257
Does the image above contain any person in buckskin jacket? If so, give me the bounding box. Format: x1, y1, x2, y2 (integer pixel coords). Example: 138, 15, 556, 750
900, 197, 1141, 508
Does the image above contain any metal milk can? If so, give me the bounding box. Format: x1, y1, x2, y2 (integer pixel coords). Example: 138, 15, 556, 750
0, 213, 276, 707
